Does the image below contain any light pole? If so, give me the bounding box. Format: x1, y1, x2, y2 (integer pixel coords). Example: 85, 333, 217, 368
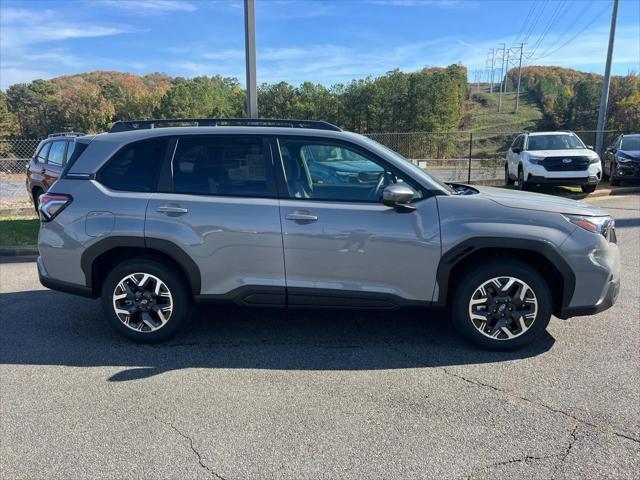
595, 0, 619, 156
244, 0, 258, 118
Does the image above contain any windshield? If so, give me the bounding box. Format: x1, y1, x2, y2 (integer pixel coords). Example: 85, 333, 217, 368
358, 136, 456, 194
621, 136, 640, 151
527, 134, 585, 151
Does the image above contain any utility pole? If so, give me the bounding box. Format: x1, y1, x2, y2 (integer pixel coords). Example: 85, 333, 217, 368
497, 43, 505, 112
475, 69, 480, 92
489, 49, 496, 93
504, 47, 510, 93
514, 43, 525, 113
595, 0, 619, 156
244, 0, 258, 118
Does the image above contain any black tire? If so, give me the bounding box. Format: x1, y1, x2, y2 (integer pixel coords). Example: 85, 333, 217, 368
517, 167, 529, 191
32, 188, 43, 213
451, 260, 552, 351
505, 165, 514, 186
581, 184, 597, 194
101, 258, 193, 343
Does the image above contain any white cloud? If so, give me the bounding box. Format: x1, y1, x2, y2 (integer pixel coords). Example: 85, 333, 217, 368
98, 0, 197, 14
0, 8, 134, 89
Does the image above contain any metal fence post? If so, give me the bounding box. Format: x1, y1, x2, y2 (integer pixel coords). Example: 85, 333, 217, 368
468, 132, 473, 184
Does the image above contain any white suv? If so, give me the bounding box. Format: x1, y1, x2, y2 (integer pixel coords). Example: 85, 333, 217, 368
505, 131, 602, 193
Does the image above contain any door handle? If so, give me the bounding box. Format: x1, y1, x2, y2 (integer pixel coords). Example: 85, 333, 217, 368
40, 168, 46, 174
286, 212, 318, 222
156, 205, 188, 215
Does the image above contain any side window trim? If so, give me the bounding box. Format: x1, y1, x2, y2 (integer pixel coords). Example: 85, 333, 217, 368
274, 135, 427, 203
166, 134, 278, 199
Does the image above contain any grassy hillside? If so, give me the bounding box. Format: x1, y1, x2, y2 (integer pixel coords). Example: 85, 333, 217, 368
463, 89, 544, 133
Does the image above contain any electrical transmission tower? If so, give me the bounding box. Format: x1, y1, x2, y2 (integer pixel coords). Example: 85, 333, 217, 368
486, 49, 496, 93
513, 43, 525, 113
497, 43, 506, 112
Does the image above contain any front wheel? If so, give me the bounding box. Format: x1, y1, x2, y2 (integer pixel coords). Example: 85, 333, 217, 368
101, 258, 193, 343
517, 168, 529, 191
581, 184, 597, 194
451, 260, 552, 350
505, 165, 514, 186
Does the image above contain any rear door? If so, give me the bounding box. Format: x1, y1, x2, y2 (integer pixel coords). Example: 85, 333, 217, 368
276, 136, 441, 306
145, 135, 285, 303
43, 140, 67, 190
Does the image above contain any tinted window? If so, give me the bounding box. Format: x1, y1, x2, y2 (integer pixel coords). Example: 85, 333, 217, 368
99, 138, 168, 191
36, 142, 51, 163
47, 141, 67, 167
621, 135, 640, 151
65, 142, 76, 162
279, 138, 422, 202
527, 134, 585, 151
172, 136, 272, 197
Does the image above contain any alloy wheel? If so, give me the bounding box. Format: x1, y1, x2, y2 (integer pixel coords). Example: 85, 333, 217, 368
112, 273, 173, 332
468, 276, 538, 340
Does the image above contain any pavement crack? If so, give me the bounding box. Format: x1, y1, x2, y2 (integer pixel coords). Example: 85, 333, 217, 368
153, 415, 228, 480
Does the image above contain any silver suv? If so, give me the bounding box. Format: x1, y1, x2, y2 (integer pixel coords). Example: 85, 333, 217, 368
37, 118, 620, 350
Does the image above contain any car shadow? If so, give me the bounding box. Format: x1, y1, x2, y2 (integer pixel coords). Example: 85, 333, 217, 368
0, 289, 554, 382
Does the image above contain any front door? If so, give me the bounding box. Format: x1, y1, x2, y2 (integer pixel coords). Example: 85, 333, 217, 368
276, 137, 441, 306
145, 135, 286, 304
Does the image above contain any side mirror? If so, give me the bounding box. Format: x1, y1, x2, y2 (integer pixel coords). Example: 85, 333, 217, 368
382, 184, 416, 212
512, 148, 521, 154
587, 145, 594, 150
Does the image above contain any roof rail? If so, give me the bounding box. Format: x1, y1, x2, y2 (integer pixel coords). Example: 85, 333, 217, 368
109, 118, 342, 133
48, 131, 85, 138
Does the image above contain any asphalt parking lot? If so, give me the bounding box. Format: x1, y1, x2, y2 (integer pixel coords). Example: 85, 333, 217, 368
1, 194, 639, 479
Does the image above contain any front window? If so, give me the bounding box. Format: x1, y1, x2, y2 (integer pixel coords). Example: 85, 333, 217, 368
527, 134, 586, 151
620, 136, 640, 151
279, 138, 422, 202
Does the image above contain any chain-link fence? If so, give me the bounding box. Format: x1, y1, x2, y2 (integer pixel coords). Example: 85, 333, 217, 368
0, 139, 42, 209
0, 131, 621, 209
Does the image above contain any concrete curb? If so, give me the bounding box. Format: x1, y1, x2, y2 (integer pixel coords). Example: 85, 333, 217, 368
0, 245, 38, 257
0, 207, 35, 216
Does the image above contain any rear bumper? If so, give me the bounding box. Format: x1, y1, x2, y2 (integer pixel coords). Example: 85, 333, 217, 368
37, 256, 94, 298
557, 277, 620, 319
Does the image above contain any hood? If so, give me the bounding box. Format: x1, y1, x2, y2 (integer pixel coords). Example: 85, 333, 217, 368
474, 186, 608, 216
619, 150, 640, 159
527, 148, 598, 158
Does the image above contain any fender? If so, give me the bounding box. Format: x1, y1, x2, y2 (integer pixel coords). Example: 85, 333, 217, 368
80, 236, 202, 294
435, 237, 576, 309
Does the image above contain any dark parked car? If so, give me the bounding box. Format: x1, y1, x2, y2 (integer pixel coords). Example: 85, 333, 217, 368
603, 133, 640, 186
26, 132, 85, 210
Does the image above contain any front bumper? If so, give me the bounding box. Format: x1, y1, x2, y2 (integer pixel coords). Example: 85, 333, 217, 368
557, 277, 620, 318
528, 175, 599, 186
613, 160, 640, 180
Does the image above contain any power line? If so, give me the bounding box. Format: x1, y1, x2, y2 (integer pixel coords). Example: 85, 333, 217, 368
514, 0, 539, 45
526, 0, 572, 58
521, 0, 548, 45
528, 2, 611, 62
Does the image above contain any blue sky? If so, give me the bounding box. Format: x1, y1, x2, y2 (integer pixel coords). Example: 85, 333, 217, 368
1, 0, 639, 90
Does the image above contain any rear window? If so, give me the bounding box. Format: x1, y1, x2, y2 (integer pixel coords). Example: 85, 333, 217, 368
171, 136, 273, 197
98, 138, 168, 192
47, 141, 67, 167
36, 142, 51, 162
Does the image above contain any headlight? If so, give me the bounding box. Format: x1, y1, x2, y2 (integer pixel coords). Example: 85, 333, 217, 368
528, 155, 545, 165
617, 152, 632, 163
564, 214, 613, 235
589, 155, 600, 164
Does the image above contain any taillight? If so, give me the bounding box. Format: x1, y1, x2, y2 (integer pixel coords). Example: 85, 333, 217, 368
39, 193, 72, 222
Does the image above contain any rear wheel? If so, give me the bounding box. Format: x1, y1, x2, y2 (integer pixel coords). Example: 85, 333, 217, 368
451, 260, 552, 350
101, 258, 192, 342
581, 184, 597, 194
505, 164, 514, 186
